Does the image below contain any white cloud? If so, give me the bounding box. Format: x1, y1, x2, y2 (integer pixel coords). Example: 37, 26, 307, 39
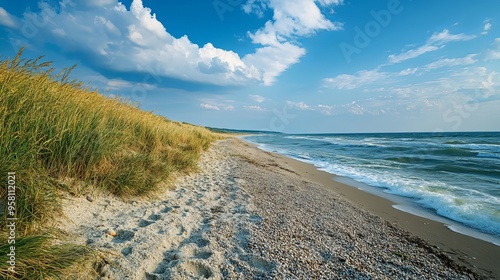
384, 66, 499, 112
223, 105, 236, 111
249, 94, 266, 103
244, 105, 267, 111
425, 54, 477, 70
317, 104, 335, 115
247, 0, 343, 40
84, 0, 116, 7
286, 101, 314, 110
243, 0, 343, 84
243, 42, 306, 85
388, 29, 476, 64
428, 29, 476, 44
200, 103, 221, 111
450, 67, 497, 91
4, 0, 342, 87
285, 101, 339, 115
346, 101, 364, 115
485, 38, 500, 60
388, 45, 442, 64
399, 68, 418, 76
322, 69, 387, 90
104, 78, 156, 91
9, 0, 259, 86
322, 59, 499, 116
483, 19, 492, 35
0, 7, 17, 28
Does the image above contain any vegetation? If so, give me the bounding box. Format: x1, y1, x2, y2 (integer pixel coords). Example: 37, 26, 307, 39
0, 48, 220, 278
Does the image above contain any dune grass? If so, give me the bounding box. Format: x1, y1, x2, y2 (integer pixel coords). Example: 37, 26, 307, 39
0, 48, 221, 278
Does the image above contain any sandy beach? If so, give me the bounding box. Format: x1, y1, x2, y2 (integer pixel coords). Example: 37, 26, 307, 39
59, 138, 499, 279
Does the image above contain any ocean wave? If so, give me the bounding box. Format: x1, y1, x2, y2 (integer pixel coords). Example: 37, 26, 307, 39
245, 132, 500, 237
477, 153, 500, 159
287, 154, 500, 237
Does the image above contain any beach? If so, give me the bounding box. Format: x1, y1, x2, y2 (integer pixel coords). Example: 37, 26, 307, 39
59, 138, 499, 279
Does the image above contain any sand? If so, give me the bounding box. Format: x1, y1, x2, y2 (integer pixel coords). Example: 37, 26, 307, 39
58, 138, 499, 279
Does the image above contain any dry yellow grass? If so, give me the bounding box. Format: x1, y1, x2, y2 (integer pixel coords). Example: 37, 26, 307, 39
0, 48, 222, 279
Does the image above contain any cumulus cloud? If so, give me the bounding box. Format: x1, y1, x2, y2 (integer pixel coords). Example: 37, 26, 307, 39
3, 0, 342, 87
6, 0, 259, 85
242, 0, 343, 84
245, 0, 343, 39
388, 29, 476, 64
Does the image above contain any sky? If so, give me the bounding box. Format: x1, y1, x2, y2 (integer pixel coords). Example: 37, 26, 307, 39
0, 0, 499, 133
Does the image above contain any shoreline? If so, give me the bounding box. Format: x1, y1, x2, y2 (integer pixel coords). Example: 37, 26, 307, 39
243, 138, 500, 278
58, 138, 498, 279
335, 176, 500, 247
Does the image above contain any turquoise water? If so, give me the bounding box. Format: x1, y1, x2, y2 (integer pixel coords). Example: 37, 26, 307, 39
244, 132, 500, 239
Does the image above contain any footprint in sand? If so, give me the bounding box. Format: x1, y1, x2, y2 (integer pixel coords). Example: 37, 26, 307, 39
195, 238, 210, 248
121, 247, 133, 256
179, 261, 213, 279
233, 205, 247, 214
161, 206, 172, 213
248, 214, 263, 224
240, 254, 275, 273
149, 214, 162, 221
235, 229, 250, 249
145, 270, 164, 280
112, 230, 135, 243
138, 219, 154, 227
194, 250, 213, 260
138, 213, 162, 227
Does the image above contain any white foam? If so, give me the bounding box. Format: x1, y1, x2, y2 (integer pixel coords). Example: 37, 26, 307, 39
243, 135, 500, 241
393, 205, 500, 246
291, 154, 500, 238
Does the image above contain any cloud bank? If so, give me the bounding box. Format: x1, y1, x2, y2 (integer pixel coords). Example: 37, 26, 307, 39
3, 0, 342, 86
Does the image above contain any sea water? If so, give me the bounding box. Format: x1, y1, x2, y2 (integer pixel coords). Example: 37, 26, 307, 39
243, 132, 500, 244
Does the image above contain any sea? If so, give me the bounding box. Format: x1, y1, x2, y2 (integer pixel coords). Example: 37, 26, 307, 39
243, 131, 500, 245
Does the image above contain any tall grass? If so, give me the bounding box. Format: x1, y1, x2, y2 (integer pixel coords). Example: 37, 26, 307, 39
0, 234, 97, 279
0, 48, 220, 278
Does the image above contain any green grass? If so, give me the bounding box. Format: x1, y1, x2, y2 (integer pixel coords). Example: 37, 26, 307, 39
0, 48, 221, 278
0, 234, 98, 279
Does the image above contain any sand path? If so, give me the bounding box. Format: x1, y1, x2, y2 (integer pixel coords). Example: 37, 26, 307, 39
60, 139, 269, 279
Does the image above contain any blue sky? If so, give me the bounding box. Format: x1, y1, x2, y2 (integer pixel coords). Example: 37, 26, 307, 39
1, 0, 499, 133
